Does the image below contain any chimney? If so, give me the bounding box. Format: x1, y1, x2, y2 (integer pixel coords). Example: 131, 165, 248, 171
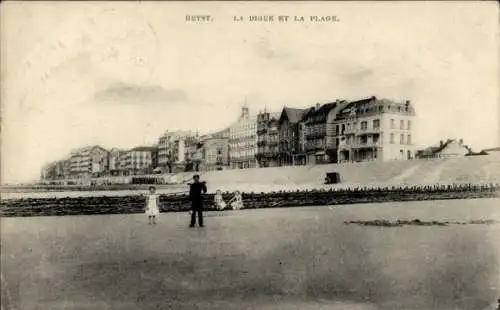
459, 138, 463, 145
316, 103, 321, 110
336, 99, 340, 104
440, 140, 444, 148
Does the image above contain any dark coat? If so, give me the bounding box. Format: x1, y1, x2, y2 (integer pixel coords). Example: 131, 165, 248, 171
189, 181, 207, 204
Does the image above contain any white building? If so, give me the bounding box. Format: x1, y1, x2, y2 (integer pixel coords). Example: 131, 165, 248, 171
333, 97, 417, 162
117, 146, 156, 175
229, 105, 258, 169
69, 145, 109, 178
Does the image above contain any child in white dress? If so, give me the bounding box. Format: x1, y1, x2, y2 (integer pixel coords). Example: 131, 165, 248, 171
214, 190, 226, 213
145, 186, 160, 224
228, 191, 243, 210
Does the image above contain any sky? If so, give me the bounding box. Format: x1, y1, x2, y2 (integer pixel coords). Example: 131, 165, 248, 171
1, 1, 499, 184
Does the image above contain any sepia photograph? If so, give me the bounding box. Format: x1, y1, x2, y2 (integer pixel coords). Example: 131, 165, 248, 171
1, 1, 499, 309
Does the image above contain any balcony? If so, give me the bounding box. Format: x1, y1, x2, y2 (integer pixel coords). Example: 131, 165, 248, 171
340, 140, 381, 150
357, 127, 381, 135
343, 127, 357, 135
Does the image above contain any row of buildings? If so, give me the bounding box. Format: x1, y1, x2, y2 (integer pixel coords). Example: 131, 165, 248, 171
254, 96, 417, 168
41, 96, 419, 181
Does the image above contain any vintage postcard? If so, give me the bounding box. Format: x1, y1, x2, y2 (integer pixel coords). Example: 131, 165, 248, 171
1, 1, 499, 310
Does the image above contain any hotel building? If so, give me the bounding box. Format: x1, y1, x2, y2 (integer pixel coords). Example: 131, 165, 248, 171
278, 107, 312, 166
256, 111, 280, 167
333, 96, 417, 163
229, 105, 258, 169
303, 100, 348, 165
200, 128, 230, 171
117, 146, 156, 175
69, 145, 109, 178
157, 130, 196, 172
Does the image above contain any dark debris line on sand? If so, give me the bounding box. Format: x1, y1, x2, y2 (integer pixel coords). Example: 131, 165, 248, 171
344, 219, 498, 227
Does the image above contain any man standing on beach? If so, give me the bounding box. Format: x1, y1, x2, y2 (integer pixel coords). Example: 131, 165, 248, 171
189, 174, 207, 227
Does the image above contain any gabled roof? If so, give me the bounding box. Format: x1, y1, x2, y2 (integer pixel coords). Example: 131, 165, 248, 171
339, 96, 377, 113
303, 100, 348, 121
424, 139, 470, 154
281, 107, 309, 124
311, 102, 337, 117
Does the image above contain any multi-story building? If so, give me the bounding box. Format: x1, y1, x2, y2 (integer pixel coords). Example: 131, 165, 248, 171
277, 107, 311, 166
108, 148, 126, 176
54, 159, 70, 179
117, 146, 156, 175
256, 111, 280, 167
334, 96, 417, 162
69, 145, 109, 178
151, 146, 159, 171
200, 128, 230, 171
41, 162, 57, 181
184, 134, 204, 172
302, 101, 347, 165
157, 130, 196, 172
325, 100, 350, 163
229, 105, 258, 169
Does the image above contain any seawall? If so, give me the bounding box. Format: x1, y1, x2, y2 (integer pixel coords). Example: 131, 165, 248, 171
1, 184, 498, 217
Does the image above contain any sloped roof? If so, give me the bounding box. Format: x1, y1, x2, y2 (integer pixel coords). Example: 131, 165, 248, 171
483, 147, 500, 152
311, 102, 337, 116
339, 96, 377, 113
424, 139, 470, 154
269, 112, 281, 120
281, 107, 309, 123
304, 100, 348, 121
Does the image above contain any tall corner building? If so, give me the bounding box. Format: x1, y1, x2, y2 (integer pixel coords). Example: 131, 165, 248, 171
333, 96, 417, 162
229, 105, 258, 169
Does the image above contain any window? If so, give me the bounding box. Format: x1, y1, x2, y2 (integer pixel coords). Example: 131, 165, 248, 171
373, 119, 380, 130
390, 133, 395, 144
361, 121, 368, 131
400, 120, 404, 130
407, 134, 412, 145
407, 120, 412, 130
390, 119, 395, 129
400, 134, 404, 144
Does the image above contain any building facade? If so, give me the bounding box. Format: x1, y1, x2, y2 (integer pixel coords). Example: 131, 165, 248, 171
229, 105, 258, 169
304, 100, 347, 165
417, 139, 469, 159
157, 130, 196, 173
278, 107, 311, 166
69, 146, 109, 178
256, 111, 280, 167
108, 148, 125, 176
54, 159, 70, 179
41, 162, 57, 181
200, 128, 230, 171
184, 135, 204, 172
117, 146, 156, 175
334, 97, 417, 163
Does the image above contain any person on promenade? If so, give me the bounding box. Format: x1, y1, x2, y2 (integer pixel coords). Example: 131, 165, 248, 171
227, 191, 243, 210
214, 189, 226, 214
145, 186, 160, 225
189, 174, 207, 227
